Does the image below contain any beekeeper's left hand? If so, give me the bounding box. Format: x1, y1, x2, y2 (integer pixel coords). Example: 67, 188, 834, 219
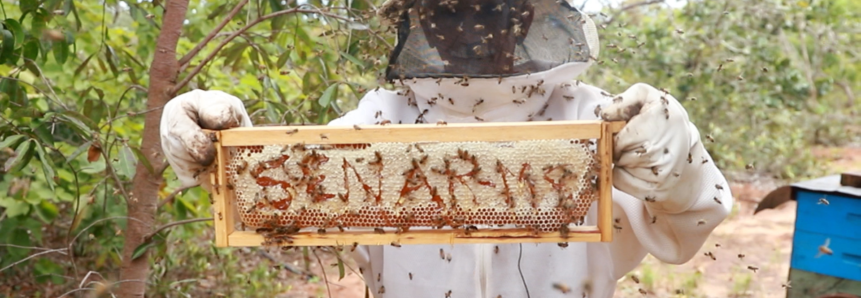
601, 83, 713, 213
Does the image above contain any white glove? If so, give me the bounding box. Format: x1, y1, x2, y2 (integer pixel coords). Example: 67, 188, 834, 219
160, 89, 252, 190
600, 83, 712, 213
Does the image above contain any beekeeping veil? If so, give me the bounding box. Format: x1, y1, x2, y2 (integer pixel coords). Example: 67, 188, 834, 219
379, 0, 599, 81
377, 0, 599, 122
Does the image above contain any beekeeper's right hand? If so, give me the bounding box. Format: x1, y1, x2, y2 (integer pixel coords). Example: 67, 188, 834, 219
160, 89, 252, 190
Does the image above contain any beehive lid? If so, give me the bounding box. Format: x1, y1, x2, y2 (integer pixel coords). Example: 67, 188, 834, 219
792, 173, 861, 199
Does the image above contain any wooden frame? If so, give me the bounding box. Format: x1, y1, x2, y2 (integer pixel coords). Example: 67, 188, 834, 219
209, 120, 625, 247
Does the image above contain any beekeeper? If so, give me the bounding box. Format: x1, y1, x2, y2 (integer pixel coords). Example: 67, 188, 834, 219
160, 0, 733, 297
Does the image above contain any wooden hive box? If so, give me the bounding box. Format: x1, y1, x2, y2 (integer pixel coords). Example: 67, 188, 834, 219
207, 120, 624, 247
787, 172, 861, 298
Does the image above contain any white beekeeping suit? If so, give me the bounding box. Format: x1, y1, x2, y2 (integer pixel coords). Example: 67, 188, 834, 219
160, 0, 733, 297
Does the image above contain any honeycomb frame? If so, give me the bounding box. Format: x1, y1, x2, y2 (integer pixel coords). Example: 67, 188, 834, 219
208, 120, 624, 247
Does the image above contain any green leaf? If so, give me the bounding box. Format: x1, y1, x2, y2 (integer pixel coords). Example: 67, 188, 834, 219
0, 197, 30, 218
0, 135, 25, 149
337, 257, 345, 281
52, 39, 69, 65
65, 140, 92, 163
129, 145, 154, 175
34, 258, 64, 284
1, 29, 14, 65
34, 144, 56, 190
319, 83, 338, 107
72, 52, 95, 78
339, 52, 366, 70
59, 111, 96, 134
4, 19, 24, 46
115, 144, 137, 179
5, 139, 34, 173
131, 239, 157, 260
35, 200, 59, 222
8, 228, 32, 259
20, 0, 39, 13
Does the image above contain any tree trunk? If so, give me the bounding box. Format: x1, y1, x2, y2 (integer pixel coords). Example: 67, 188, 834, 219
117, 0, 189, 296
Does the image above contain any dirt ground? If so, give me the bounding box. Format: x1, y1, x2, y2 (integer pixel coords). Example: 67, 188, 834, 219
269, 145, 861, 298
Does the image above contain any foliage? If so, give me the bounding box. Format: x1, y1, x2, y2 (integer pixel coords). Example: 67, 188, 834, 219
584, 0, 861, 179
0, 0, 858, 296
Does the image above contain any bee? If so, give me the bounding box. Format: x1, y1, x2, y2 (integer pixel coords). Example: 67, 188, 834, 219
594, 105, 602, 118
747, 265, 759, 273
675, 28, 684, 34
375, 110, 383, 118
688, 97, 697, 101
374, 228, 385, 234
558, 242, 568, 248
439, 248, 445, 260
355, 157, 365, 163
704, 251, 716, 260
651, 166, 659, 176
818, 198, 830, 205
738, 253, 745, 260
818, 238, 833, 256
351, 242, 359, 252
446, 253, 452, 262
285, 128, 299, 135
378, 286, 385, 294
715, 184, 724, 191
660, 96, 669, 105
651, 216, 657, 224
638, 288, 648, 295
353, 125, 362, 130
697, 219, 707, 226
236, 160, 249, 174
379, 119, 392, 125
644, 196, 656, 203
474, 116, 485, 122
782, 281, 792, 289
445, 290, 452, 298
762, 67, 769, 73
717, 63, 724, 72
448, 98, 454, 105
377, 273, 381, 282
613, 96, 623, 104
513, 99, 525, 105
746, 163, 755, 170
631, 275, 640, 284
436, 120, 447, 126
737, 75, 744, 81
409, 272, 413, 280
320, 133, 328, 140
614, 224, 622, 232
391, 241, 401, 247
714, 197, 723, 205
552, 283, 571, 294
494, 246, 499, 254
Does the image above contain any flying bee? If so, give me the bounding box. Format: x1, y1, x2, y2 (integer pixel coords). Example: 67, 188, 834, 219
687, 153, 693, 163
409, 272, 413, 280
747, 265, 759, 273
439, 248, 445, 260
494, 246, 499, 254
379, 119, 392, 125
558, 242, 568, 248
353, 125, 362, 130
639, 288, 648, 295
437, 120, 447, 125
375, 110, 383, 118
714, 196, 723, 205
697, 219, 707, 226
644, 196, 656, 203
391, 241, 401, 247
631, 275, 640, 284
285, 128, 299, 135
818, 198, 829, 205
651, 166, 659, 176
704, 251, 716, 260
738, 253, 745, 259
715, 184, 724, 191
552, 283, 571, 294
474, 116, 485, 122
379, 286, 385, 294
782, 281, 792, 289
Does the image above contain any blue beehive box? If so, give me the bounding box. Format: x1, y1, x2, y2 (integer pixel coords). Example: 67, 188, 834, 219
787, 173, 861, 298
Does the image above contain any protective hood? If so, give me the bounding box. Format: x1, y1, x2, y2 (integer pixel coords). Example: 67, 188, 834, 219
378, 0, 600, 122
379, 0, 600, 81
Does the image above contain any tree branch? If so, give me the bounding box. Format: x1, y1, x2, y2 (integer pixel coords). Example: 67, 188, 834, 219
157, 185, 195, 208
171, 6, 352, 94
177, 0, 250, 71
602, 0, 665, 26
144, 218, 213, 241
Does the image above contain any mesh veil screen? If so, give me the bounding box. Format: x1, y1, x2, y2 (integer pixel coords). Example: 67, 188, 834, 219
384, 0, 592, 80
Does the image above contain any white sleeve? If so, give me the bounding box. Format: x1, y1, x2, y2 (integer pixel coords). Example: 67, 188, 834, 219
564, 83, 733, 273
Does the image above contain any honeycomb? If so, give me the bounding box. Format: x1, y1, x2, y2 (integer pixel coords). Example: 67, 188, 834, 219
224, 139, 601, 232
